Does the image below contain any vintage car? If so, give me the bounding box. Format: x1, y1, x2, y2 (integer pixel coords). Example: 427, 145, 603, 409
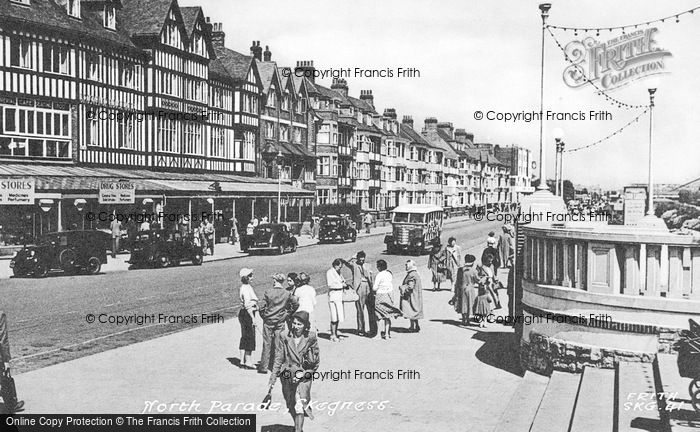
384, 204, 444, 254
128, 230, 204, 268
10, 230, 108, 278
318, 215, 357, 243
243, 223, 298, 255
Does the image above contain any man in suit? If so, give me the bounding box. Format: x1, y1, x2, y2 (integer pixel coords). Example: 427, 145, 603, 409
342, 251, 376, 337
0, 311, 24, 413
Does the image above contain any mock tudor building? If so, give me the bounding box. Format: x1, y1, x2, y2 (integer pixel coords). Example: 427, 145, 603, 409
0, 0, 312, 244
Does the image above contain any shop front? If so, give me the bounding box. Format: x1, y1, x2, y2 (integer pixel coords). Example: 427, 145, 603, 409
0, 164, 315, 252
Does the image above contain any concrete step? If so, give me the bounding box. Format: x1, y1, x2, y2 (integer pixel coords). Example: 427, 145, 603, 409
570, 367, 615, 432
617, 361, 663, 432
530, 371, 581, 432
493, 371, 549, 432
656, 353, 699, 432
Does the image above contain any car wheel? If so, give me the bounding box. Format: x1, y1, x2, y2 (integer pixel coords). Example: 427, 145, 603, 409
86, 257, 101, 275
351, 233, 357, 242
12, 268, 26, 278
191, 254, 203, 266
291, 241, 297, 252
157, 254, 171, 268
59, 249, 76, 271
33, 263, 48, 278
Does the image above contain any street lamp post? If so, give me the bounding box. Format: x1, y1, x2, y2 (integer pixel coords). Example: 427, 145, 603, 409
646, 85, 656, 216
638, 78, 666, 230
277, 150, 283, 223
552, 128, 565, 196
537, 3, 552, 190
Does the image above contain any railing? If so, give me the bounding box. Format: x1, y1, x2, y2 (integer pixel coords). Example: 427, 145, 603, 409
522, 225, 700, 300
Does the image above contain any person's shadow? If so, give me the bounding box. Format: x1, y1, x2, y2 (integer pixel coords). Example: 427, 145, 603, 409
472, 331, 522, 376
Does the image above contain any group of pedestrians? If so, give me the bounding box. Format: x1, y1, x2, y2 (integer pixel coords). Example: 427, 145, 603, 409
232, 226, 512, 431
235, 268, 319, 432
448, 226, 514, 327
325, 251, 423, 341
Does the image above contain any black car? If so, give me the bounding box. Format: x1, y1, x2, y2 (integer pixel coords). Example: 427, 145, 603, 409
128, 230, 204, 269
243, 223, 298, 255
10, 231, 108, 278
318, 215, 357, 243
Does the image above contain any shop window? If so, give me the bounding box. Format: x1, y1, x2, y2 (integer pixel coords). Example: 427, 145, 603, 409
58, 141, 69, 158
28, 139, 43, 157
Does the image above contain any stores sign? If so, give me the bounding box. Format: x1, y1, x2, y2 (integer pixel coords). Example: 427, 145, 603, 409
99, 181, 136, 204
563, 28, 672, 91
0, 178, 35, 205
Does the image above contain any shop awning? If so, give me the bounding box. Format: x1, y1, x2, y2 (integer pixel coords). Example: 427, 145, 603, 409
0, 163, 314, 198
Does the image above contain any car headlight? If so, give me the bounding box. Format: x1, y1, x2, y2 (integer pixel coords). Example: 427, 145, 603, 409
29, 250, 36, 258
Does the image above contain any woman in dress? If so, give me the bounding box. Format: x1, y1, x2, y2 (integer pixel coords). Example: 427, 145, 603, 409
238, 268, 258, 369
294, 272, 318, 331
474, 254, 497, 328
373, 259, 403, 339
444, 237, 462, 288
399, 260, 424, 332
428, 242, 447, 291
450, 254, 480, 326
268, 311, 320, 432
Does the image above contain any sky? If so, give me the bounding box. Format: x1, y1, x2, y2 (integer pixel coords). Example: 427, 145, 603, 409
181, 0, 700, 189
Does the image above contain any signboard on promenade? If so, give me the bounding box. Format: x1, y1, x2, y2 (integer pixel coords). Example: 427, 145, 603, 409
99, 181, 136, 204
0, 178, 35, 205
623, 186, 647, 225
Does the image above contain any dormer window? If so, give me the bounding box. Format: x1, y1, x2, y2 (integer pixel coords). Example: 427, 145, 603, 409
68, 0, 80, 18
104, 5, 116, 30
193, 32, 205, 57
162, 16, 180, 47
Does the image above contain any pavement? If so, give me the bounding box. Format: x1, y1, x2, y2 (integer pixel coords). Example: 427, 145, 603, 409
0, 216, 471, 279
12, 239, 523, 431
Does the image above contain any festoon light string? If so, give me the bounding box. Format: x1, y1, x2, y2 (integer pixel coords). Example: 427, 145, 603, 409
548, 6, 700, 35
565, 108, 649, 153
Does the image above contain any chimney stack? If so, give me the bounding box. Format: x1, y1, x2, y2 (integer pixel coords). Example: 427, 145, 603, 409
210, 22, 225, 50
437, 122, 454, 139
401, 115, 414, 130
383, 108, 397, 119
295, 60, 316, 83
330, 78, 349, 97
359, 90, 374, 108
424, 117, 438, 132
250, 41, 262, 61
454, 128, 468, 145
263, 45, 272, 62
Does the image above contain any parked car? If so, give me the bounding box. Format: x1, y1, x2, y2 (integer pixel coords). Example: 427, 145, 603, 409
318, 215, 357, 243
128, 230, 204, 269
9, 230, 108, 278
243, 223, 298, 255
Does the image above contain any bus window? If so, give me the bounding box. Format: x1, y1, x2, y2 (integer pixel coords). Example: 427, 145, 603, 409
393, 213, 409, 223
410, 214, 425, 223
